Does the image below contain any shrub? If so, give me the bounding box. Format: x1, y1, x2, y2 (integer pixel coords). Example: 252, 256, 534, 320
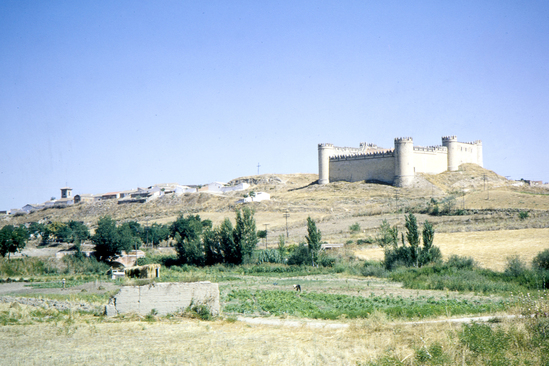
361, 261, 388, 277
445, 255, 476, 270
519, 211, 529, 220
256, 249, 284, 264
504, 256, 528, 278
317, 254, 336, 267
533, 250, 549, 271
349, 222, 361, 233
287, 243, 309, 266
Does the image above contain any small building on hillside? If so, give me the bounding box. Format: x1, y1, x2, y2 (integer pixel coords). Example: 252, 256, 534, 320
221, 182, 250, 193
74, 194, 95, 204
21, 204, 44, 213
199, 182, 227, 193
53, 197, 74, 208
236, 192, 271, 204
60, 187, 72, 199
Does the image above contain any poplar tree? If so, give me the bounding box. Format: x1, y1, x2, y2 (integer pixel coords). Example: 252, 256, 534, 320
305, 217, 322, 266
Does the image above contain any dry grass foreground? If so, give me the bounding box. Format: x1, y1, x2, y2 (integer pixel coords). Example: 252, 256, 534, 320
355, 227, 549, 271
0, 301, 497, 365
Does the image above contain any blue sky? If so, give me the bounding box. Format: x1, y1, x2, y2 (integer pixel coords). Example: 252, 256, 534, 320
1, 1, 548, 210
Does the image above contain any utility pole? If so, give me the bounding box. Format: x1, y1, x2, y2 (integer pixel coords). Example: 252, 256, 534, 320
264, 223, 269, 250
283, 212, 290, 238
257, 163, 261, 175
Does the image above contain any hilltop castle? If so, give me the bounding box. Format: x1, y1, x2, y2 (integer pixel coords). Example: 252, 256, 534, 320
318, 136, 483, 187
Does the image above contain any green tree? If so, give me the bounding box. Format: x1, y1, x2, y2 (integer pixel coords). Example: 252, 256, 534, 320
142, 223, 170, 247
92, 216, 123, 261
405, 213, 420, 267
305, 217, 322, 266
383, 214, 441, 270
278, 234, 287, 258
170, 214, 204, 243
203, 226, 224, 266
118, 222, 143, 252
234, 207, 258, 262
171, 214, 206, 264
0, 225, 28, 258
68, 221, 90, 243
376, 220, 399, 248
28, 222, 47, 239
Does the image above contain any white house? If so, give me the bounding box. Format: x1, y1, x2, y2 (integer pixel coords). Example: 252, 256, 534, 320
236, 192, 271, 204
221, 182, 250, 193
199, 182, 227, 193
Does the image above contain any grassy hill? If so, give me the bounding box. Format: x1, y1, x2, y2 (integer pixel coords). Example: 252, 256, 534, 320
2, 164, 548, 246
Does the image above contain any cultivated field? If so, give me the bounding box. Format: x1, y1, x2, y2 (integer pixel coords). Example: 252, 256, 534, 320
2, 166, 549, 365
355, 228, 549, 271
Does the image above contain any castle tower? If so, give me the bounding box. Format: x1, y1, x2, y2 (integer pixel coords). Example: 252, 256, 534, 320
318, 143, 334, 184
393, 137, 414, 187
475, 140, 483, 167
60, 187, 72, 199
442, 136, 458, 171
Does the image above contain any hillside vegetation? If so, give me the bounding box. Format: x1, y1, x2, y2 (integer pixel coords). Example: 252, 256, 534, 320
2, 165, 548, 244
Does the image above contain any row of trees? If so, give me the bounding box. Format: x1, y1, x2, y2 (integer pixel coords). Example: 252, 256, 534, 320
377, 213, 442, 269
172, 208, 258, 266
91, 217, 170, 261
27, 221, 90, 244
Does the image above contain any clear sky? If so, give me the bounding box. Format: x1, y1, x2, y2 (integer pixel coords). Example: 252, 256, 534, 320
1, 1, 548, 210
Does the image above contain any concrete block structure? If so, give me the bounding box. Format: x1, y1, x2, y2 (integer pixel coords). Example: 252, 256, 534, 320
105, 281, 220, 317
318, 136, 482, 187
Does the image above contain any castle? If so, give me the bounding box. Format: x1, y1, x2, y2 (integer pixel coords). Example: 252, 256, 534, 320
318, 136, 482, 187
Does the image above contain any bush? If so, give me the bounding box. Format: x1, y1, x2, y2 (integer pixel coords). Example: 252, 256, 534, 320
504, 256, 528, 278
533, 250, 549, 271
519, 211, 529, 220
349, 223, 361, 233
356, 238, 374, 245
361, 260, 388, 277
317, 254, 336, 267
287, 243, 310, 266
256, 249, 284, 264
445, 255, 476, 270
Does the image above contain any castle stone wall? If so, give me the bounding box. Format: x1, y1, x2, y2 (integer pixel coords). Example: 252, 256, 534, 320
413, 148, 448, 174
318, 135, 482, 187
454, 141, 482, 167
329, 154, 395, 184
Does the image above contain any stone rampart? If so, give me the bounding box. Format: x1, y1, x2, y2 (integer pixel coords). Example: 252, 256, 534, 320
105, 281, 220, 317
319, 135, 482, 186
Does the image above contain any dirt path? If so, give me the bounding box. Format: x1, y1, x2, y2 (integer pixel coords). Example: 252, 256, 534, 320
237, 314, 518, 328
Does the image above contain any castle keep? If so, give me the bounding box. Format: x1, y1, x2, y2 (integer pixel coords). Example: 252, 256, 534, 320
318, 136, 482, 187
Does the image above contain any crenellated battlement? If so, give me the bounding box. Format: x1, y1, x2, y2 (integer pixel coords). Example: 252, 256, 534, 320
413, 145, 447, 153
460, 140, 482, 145
442, 135, 457, 141
330, 149, 394, 161
394, 137, 413, 142
319, 135, 482, 186
359, 142, 379, 149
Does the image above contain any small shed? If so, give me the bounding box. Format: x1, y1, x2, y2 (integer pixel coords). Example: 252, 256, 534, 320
125, 264, 161, 279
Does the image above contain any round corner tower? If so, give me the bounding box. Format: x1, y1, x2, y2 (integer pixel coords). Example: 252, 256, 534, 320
442, 136, 458, 171
318, 143, 334, 184
393, 137, 414, 187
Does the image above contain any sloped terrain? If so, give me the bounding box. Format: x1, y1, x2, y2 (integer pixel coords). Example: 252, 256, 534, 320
1, 165, 548, 245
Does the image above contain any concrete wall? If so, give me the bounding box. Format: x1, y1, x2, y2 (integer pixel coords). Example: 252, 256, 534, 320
105, 281, 220, 317
329, 154, 395, 184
